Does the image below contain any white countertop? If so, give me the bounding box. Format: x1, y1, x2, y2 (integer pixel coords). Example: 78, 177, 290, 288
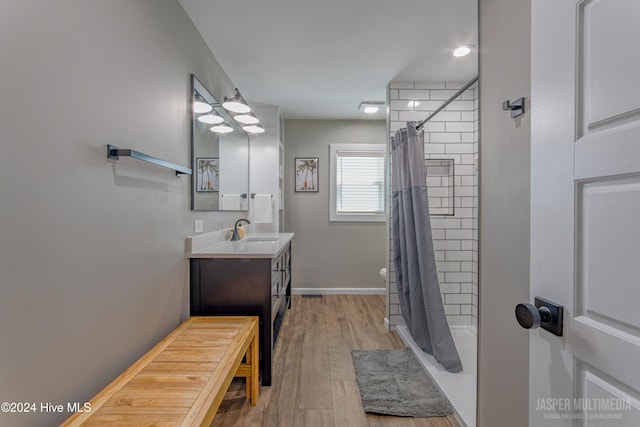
186, 232, 294, 259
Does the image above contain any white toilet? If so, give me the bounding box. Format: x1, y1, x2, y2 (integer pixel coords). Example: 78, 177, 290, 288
379, 267, 387, 282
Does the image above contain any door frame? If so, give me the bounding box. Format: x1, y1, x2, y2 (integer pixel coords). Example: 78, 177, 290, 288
477, 0, 532, 426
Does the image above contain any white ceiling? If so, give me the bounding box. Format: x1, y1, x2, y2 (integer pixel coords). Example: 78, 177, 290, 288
178, 0, 478, 120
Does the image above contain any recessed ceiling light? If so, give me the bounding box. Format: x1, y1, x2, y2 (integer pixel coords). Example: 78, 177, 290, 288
453, 45, 472, 57
359, 101, 385, 114
407, 100, 421, 108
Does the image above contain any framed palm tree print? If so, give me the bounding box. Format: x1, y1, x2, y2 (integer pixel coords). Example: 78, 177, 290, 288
295, 157, 318, 192
196, 158, 219, 192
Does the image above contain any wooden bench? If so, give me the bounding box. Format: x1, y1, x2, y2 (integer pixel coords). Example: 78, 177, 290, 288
62, 316, 259, 426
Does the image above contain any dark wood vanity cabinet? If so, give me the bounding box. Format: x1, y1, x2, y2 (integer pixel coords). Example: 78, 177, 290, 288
189, 242, 292, 386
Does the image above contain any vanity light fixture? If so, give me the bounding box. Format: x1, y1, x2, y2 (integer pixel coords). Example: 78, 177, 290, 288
193, 100, 213, 114
222, 89, 251, 114
210, 124, 234, 134
452, 45, 472, 57
242, 124, 265, 134
197, 111, 225, 124
358, 101, 385, 114
234, 112, 260, 125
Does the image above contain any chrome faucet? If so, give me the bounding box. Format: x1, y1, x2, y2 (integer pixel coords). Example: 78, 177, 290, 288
231, 219, 251, 241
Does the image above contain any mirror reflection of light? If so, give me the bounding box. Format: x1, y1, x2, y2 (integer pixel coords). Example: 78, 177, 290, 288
197, 113, 224, 124
222, 100, 251, 114
210, 124, 234, 134
194, 100, 213, 113
243, 124, 265, 134
222, 89, 251, 114
407, 100, 421, 108
234, 114, 259, 125
453, 45, 471, 57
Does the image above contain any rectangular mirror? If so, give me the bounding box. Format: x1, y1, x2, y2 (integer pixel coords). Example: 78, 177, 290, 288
191, 75, 249, 211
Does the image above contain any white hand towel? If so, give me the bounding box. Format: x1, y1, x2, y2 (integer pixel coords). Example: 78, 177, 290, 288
253, 194, 273, 223
222, 194, 241, 210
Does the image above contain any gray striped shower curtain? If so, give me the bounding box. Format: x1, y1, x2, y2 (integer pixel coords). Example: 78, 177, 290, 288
391, 122, 462, 373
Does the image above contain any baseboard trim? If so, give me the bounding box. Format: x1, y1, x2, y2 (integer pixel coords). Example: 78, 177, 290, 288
292, 287, 386, 295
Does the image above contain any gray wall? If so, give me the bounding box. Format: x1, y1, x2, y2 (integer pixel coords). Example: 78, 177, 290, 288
284, 120, 387, 292
0, 1, 244, 425
478, 0, 531, 425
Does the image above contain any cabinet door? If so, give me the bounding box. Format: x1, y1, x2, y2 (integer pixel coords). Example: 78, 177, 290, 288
271, 272, 281, 319
270, 256, 281, 317
282, 243, 291, 293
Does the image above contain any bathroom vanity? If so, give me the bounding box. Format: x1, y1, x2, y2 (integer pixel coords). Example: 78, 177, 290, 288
187, 233, 294, 386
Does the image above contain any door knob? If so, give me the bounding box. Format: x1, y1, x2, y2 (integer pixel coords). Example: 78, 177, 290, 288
515, 297, 563, 336
515, 303, 550, 329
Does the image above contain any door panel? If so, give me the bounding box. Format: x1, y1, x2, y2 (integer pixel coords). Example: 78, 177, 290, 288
575, 362, 640, 426
572, 318, 640, 394
575, 130, 640, 180
578, 0, 640, 129
577, 176, 640, 334
531, 0, 640, 425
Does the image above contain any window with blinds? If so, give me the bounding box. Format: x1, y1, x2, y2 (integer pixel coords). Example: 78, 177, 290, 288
329, 144, 386, 222
336, 152, 385, 214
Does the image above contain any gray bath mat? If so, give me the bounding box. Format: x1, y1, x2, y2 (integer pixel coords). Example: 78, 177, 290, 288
351, 348, 453, 417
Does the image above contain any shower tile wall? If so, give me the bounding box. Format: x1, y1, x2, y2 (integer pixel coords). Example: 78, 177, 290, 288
387, 81, 479, 328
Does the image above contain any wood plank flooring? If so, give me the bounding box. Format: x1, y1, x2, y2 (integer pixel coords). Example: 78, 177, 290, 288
211, 295, 459, 427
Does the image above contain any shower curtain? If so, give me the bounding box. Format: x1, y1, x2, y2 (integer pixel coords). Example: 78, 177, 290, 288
391, 122, 462, 373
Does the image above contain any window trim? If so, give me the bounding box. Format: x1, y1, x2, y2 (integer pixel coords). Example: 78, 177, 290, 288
329, 143, 387, 222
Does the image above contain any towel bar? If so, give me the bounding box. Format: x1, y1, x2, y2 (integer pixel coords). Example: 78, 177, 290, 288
107, 145, 192, 176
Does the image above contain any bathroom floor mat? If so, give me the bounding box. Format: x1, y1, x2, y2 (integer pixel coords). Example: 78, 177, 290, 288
351, 348, 452, 417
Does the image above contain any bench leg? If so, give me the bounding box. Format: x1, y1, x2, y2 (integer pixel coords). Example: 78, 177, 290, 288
244, 347, 251, 403
248, 330, 259, 406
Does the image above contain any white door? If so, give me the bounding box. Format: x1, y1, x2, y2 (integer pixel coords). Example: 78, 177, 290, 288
530, 0, 640, 425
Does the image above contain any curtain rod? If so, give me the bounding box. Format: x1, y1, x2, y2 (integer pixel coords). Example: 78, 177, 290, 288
415, 75, 479, 131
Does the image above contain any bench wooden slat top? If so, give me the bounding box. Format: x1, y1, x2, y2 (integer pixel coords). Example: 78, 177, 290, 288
62, 316, 258, 427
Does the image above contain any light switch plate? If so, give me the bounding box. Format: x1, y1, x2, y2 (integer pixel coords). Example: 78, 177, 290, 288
194, 219, 204, 233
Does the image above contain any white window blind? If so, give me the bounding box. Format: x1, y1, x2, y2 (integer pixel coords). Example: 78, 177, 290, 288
336, 151, 385, 214
329, 143, 386, 222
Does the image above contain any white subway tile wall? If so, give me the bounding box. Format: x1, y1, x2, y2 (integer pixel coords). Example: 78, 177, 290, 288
387, 81, 479, 328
